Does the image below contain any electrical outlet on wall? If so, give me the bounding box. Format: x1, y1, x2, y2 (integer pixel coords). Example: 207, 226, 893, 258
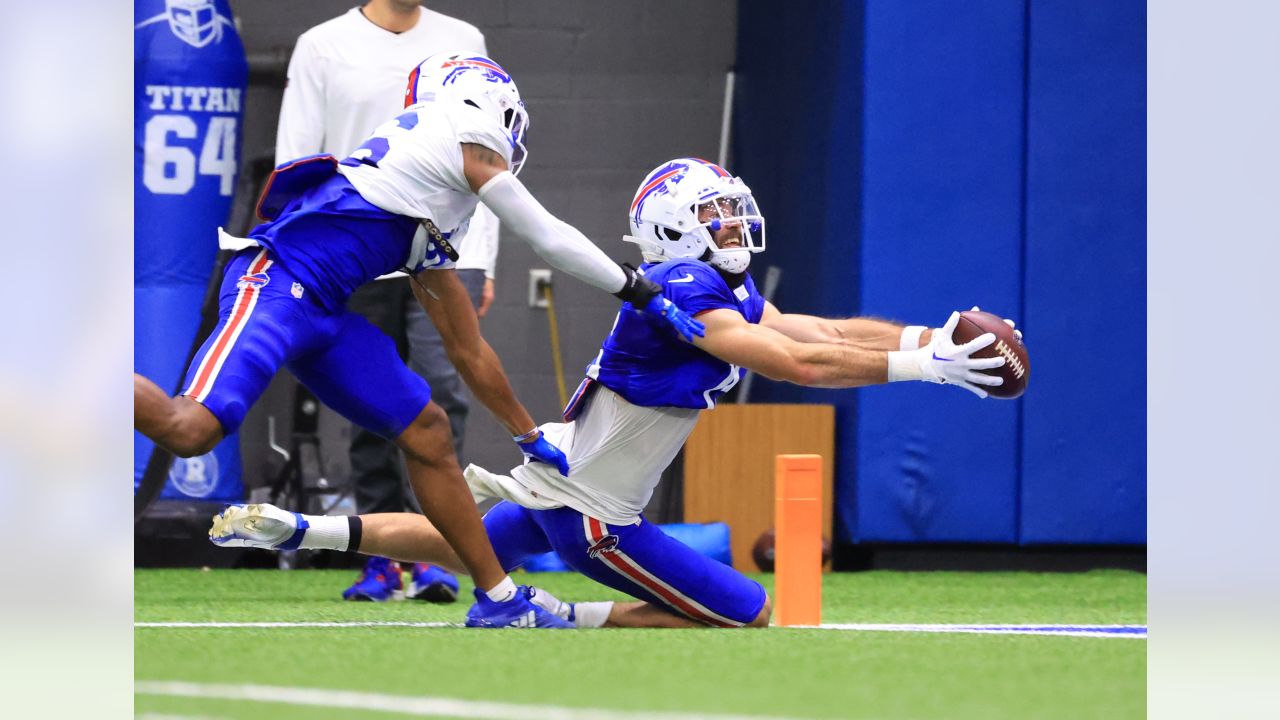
528, 269, 551, 308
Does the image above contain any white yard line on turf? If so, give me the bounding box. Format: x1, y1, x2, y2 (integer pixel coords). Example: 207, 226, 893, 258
796, 623, 1147, 639
136, 621, 458, 628
134, 621, 1145, 637
134, 682, 802, 720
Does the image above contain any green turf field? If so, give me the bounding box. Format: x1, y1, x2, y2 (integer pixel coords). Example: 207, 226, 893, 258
135, 568, 1145, 719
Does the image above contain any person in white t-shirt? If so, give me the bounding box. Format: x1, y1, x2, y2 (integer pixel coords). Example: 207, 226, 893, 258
274, 1, 497, 604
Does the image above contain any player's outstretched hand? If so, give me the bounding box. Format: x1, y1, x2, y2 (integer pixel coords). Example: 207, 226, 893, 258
614, 263, 706, 342
515, 431, 570, 477
969, 305, 1023, 343
920, 311, 1006, 398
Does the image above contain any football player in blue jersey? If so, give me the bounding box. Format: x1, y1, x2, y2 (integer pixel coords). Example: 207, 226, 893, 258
207, 157, 1011, 628
135, 56, 707, 629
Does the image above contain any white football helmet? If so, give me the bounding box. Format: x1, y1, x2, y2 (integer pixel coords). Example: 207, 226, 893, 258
624, 158, 765, 274
404, 51, 530, 175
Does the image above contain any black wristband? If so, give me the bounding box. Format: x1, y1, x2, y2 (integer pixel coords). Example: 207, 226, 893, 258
613, 263, 661, 306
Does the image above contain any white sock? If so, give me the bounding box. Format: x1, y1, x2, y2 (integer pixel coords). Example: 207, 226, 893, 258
484, 575, 518, 602
297, 515, 351, 551
571, 601, 613, 628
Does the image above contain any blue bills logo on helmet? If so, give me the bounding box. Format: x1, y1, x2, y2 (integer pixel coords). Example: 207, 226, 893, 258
631, 161, 692, 225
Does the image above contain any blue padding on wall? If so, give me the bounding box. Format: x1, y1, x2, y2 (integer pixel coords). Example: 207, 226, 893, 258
854, 1, 1026, 542
733, 0, 864, 543
1019, 0, 1146, 544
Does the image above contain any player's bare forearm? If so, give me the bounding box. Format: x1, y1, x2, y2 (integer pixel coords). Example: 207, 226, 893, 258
411, 270, 537, 435
762, 305, 911, 350
696, 309, 888, 388
788, 341, 889, 387
451, 338, 538, 436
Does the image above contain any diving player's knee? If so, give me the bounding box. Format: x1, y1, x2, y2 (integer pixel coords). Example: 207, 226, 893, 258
163, 403, 223, 457
747, 592, 773, 628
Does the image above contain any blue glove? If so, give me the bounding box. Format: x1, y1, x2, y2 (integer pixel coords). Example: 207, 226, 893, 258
613, 263, 706, 342
514, 431, 570, 477
641, 295, 706, 342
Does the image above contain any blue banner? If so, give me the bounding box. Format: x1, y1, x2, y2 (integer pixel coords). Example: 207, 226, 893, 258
135, 0, 248, 501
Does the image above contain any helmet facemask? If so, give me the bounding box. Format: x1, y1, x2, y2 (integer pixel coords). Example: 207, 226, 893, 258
499, 102, 529, 175
689, 192, 766, 274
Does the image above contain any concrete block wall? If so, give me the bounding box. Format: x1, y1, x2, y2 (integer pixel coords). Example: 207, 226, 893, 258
225, 1, 736, 492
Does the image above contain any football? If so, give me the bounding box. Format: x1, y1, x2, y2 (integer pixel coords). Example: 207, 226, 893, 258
950, 310, 1030, 399
751, 528, 832, 572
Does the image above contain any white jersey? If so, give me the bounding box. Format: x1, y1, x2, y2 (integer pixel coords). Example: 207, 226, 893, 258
467, 385, 700, 525
277, 7, 497, 275
335, 99, 513, 270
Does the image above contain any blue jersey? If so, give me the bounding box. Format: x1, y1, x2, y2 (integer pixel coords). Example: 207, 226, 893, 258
248, 166, 418, 313
584, 260, 765, 410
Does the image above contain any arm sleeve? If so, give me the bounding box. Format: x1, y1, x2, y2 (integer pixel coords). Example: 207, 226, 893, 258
274, 35, 326, 166
477, 172, 625, 293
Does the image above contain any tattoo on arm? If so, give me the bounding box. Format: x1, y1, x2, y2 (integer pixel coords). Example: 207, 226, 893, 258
462, 142, 504, 168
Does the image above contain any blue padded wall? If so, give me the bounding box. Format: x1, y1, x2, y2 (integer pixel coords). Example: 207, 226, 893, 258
1020, 0, 1146, 543
854, 0, 1026, 542
733, 0, 1145, 545
733, 0, 866, 542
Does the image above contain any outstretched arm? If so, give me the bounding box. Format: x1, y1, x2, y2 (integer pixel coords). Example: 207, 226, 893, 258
412, 268, 569, 474
694, 309, 890, 388
759, 302, 932, 350
411, 268, 534, 435
461, 143, 626, 293
695, 308, 1005, 396
460, 143, 704, 341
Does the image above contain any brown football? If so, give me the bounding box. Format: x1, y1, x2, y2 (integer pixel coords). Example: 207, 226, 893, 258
751, 528, 831, 572
950, 310, 1030, 399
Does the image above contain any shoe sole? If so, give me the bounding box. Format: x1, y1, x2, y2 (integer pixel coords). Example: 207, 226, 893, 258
210, 504, 283, 547
408, 583, 459, 603
344, 589, 405, 602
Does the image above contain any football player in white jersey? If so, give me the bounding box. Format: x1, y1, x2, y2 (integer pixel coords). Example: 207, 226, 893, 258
205, 158, 1016, 628
136, 57, 705, 629
274, 0, 503, 604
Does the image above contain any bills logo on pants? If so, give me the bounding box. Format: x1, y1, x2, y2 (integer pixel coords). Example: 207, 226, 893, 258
185, 249, 272, 404
582, 515, 742, 628
586, 534, 619, 559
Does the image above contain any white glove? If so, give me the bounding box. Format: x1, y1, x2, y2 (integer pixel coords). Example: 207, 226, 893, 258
887, 311, 1006, 398
970, 305, 1023, 343
900, 307, 1022, 351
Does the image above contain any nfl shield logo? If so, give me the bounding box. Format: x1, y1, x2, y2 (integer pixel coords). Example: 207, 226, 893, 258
291, 282, 305, 299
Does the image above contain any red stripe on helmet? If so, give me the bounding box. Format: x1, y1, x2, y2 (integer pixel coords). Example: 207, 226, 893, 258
630, 168, 683, 213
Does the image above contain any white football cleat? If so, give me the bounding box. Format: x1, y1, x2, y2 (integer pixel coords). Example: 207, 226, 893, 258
210, 503, 304, 549
523, 586, 574, 622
